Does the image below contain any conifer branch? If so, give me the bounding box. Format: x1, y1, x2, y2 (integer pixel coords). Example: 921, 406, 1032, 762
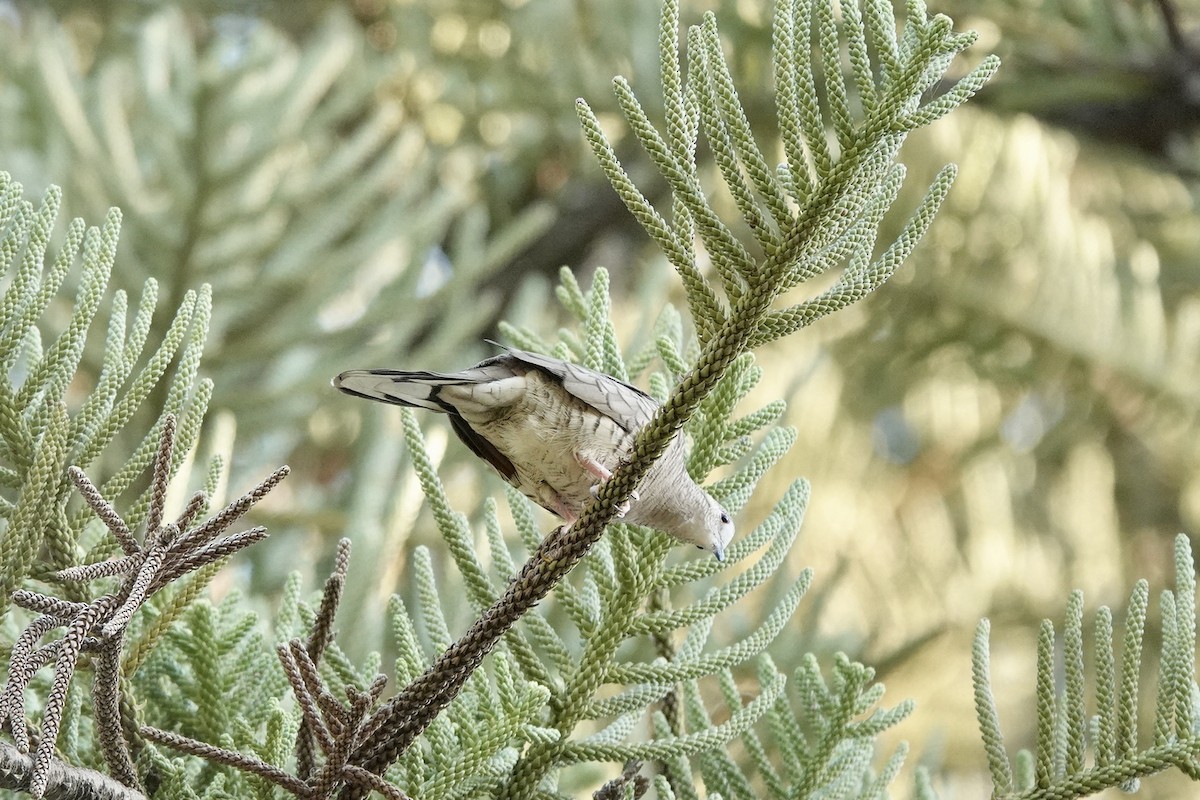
338, 0, 993, 793
139, 726, 314, 797
142, 539, 412, 799
0, 417, 286, 798
297, 537, 353, 780
0, 741, 145, 800
972, 534, 1200, 798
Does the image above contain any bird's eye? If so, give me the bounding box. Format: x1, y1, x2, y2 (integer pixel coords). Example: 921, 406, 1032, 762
720, 512, 731, 524
696, 545, 704, 550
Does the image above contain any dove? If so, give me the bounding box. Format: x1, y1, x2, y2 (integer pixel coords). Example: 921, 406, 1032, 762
334, 347, 734, 559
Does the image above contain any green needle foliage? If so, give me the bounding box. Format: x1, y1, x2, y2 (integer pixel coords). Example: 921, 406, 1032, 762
0, 5, 554, 478
574, 0, 998, 353
660, 653, 913, 800
973, 533, 1200, 799
13, 0, 1195, 799
0, 0, 1003, 795
0, 172, 213, 618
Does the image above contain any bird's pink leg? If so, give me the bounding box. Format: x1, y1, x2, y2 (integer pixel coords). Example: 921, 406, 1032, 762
576, 454, 638, 518
546, 494, 579, 525
577, 455, 613, 482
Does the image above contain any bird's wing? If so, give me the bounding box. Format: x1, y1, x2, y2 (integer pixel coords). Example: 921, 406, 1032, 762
493, 347, 660, 432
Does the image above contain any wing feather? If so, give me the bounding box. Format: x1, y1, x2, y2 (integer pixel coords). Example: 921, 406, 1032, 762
488, 347, 660, 432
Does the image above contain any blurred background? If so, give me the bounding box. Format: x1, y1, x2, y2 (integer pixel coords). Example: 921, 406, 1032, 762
0, 0, 1197, 795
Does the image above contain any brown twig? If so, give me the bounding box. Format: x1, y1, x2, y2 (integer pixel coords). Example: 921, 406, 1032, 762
141, 538, 413, 799
297, 537, 352, 779
92, 640, 137, 787
0, 741, 146, 800
139, 726, 312, 796
593, 760, 650, 800
0, 415, 289, 797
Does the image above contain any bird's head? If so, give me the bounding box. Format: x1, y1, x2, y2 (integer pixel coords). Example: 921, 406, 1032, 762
684, 493, 734, 562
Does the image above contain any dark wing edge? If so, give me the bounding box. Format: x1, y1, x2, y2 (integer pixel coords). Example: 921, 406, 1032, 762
447, 414, 519, 483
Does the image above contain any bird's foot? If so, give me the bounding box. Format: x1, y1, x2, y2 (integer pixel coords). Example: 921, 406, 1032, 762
577, 454, 640, 508
588, 482, 638, 519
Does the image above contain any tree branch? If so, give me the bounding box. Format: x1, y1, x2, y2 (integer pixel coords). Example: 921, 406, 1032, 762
0, 742, 145, 800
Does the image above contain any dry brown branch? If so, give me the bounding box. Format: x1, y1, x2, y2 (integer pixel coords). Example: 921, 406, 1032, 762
0, 741, 146, 800
92, 642, 136, 787
0, 415, 288, 797
139, 538, 411, 799
139, 726, 311, 796
66, 467, 138, 556
593, 760, 650, 800
297, 537, 352, 780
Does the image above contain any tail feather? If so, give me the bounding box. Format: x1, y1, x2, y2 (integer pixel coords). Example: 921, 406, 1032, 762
336, 367, 522, 482
333, 370, 460, 414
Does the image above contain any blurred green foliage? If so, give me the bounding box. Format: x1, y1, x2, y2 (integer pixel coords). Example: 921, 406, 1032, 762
0, 0, 1197, 797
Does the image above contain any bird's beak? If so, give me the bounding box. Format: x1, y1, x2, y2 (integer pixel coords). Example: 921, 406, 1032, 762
713, 544, 725, 562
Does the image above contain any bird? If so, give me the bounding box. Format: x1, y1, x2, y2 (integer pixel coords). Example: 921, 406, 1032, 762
333, 346, 734, 560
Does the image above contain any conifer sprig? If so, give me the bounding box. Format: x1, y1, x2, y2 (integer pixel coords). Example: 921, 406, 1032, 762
579, 0, 998, 349
972, 533, 1200, 798
340, 0, 995, 792
0, 172, 215, 615
0, 416, 286, 798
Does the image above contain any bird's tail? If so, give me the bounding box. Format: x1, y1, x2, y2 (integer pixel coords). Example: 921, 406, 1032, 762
333, 369, 463, 413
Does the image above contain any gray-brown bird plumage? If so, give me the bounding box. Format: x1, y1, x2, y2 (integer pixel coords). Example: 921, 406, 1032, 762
334, 347, 733, 559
